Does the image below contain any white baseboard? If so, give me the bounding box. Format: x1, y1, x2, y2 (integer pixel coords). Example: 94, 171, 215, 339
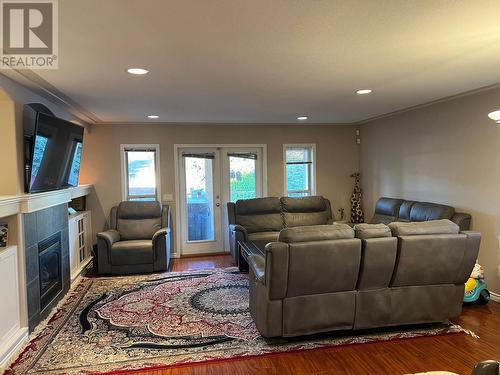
490, 291, 500, 303
0, 327, 28, 371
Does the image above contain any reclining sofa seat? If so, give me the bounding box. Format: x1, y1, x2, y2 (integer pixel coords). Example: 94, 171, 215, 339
248, 220, 480, 338
227, 195, 332, 264
370, 197, 471, 230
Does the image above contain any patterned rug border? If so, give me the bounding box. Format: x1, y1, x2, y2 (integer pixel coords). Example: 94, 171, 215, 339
2, 268, 475, 375
89, 331, 466, 375
3, 278, 94, 375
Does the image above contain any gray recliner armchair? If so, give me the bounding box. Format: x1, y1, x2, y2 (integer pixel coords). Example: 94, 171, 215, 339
97, 201, 171, 275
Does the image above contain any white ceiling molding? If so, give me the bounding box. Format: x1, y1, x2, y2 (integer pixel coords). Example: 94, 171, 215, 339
0, 70, 99, 126
357, 82, 500, 125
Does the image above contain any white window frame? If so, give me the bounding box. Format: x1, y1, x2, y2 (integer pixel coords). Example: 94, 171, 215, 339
120, 144, 161, 202
283, 144, 316, 197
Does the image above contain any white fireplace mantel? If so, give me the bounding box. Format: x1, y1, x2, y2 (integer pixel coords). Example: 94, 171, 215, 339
0, 184, 93, 218
0, 184, 93, 371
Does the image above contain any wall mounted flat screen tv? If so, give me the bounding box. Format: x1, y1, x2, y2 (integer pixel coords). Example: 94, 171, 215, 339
24, 104, 85, 193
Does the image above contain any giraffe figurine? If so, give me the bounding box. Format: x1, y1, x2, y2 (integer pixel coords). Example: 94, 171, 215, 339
350, 172, 364, 224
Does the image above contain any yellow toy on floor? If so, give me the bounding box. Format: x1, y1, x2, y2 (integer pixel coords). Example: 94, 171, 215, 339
464, 263, 490, 305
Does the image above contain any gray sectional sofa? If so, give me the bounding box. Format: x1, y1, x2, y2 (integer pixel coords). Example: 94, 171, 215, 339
370, 197, 471, 230
248, 220, 480, 338
227, 196, 332, 268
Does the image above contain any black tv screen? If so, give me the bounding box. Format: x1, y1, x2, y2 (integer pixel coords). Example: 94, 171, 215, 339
24, 108, 84, 193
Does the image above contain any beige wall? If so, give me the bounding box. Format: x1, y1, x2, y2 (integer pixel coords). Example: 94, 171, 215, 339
0, 90, 18, 195
360, 87, 500, 295
79, 123, 360, 252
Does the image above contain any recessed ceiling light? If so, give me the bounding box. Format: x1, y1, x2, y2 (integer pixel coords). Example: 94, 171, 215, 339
147, 115, 159, 119
487, 110, 500, 124
127, 68, 149, 75
297, 116, 308, 120
356, 89, 372, 95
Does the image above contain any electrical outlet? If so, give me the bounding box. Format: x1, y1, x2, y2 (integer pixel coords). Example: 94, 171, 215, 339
163, 193, 174, 201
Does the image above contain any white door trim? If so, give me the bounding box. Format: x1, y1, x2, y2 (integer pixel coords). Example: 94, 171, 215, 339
174, 144, 267, 256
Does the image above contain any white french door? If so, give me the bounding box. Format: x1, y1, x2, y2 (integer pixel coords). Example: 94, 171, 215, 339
177, 145, 265, 255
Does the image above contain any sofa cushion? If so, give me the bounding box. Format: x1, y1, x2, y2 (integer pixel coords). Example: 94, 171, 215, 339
354, 223, 391, 239
398, 200, 415, 222
117, 201, 162, 219
409, 202, 455, 222
389, 219, 459, 236
279, 224, 354, 243
111, 240, 153, 265
370, 214, 396, 225
281, 196, 327, 212
248, 231, 280, 250
375, 197, 404, 217
235, 197, 283, 233
281, 196, 331, 227
117, 201, 162, 240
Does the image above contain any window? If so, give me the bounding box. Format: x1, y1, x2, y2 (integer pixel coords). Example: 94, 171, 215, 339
284, 144, 315, 197
121, 145, 160, 201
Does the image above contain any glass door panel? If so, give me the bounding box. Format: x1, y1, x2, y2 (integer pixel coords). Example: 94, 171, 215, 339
185, 156, 215, 242
179, 149, 223, 255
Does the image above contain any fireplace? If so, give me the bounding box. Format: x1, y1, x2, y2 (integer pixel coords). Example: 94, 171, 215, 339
38, 233, 63, 311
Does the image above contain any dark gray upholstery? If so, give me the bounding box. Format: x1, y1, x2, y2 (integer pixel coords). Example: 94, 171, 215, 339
371, 197, 404, 224
356, 234, 398, 290
235, 197, 283, 233
247, 231, 280, 251
354, 223, 392, 239
281, 196, 332, 227
279, 224, 353, 243
472, 361, 500, 375
227, 196, 333, 267
388, 219, 459, 236
97, 201, 171, 275
370, 197, 472, 230
248, 221, 481, 337
397, 200, 415, 221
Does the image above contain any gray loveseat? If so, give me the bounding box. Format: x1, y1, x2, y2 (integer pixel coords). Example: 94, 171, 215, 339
371, 197, 471, 230
248, 220, 480, 338
97, 201, 171, 274
227, 196, 332, 268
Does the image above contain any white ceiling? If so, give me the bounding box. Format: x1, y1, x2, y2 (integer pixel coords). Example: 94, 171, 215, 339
33, 0, 500, 124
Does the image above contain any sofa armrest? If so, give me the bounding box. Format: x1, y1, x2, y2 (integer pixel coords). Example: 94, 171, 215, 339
96, 229, 120, 274
455, 231, 481, 283
451, 212, 471, 231
264, 242, 289, 300
229, 224, 248, 239
229, 224, 249, 264
153, 227, 170, 242
248, 254, 265, 284
152, 227, 171, 270
97, 229, 120, 246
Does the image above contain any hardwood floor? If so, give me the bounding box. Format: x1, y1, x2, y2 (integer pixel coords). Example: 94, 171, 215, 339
139, 255, 499, 375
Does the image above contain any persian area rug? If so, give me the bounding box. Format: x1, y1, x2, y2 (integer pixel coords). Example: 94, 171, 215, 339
5, 268, 468, 375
